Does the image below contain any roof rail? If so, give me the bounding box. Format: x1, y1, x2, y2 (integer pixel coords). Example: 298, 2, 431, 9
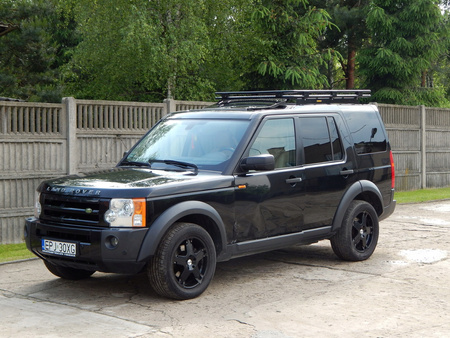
216, 89, 371, 105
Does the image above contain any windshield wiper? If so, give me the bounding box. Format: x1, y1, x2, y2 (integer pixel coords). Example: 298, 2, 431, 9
149, 159, 198, 175
120, 160, 152, 167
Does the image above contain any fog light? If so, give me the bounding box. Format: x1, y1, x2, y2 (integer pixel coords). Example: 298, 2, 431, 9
105, 235, 119, 249
110, 236, 119, 247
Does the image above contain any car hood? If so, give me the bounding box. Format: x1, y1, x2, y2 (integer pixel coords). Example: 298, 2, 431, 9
39, 168, 234, 199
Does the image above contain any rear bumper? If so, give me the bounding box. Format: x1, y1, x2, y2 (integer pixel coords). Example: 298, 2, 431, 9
380, 199, 396, 222
24, 217, 148, 274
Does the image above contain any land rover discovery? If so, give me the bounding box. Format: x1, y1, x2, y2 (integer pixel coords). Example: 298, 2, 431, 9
25, 90, 396, 299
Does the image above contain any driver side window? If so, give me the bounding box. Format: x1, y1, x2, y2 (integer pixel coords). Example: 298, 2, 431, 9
249, 118, 296, 168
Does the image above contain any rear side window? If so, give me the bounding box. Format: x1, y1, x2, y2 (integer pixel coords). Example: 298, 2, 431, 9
345, 111, 387, 154
298, 117, 343, 165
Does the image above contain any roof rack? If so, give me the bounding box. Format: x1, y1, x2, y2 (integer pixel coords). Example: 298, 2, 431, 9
216, 89, 371, 105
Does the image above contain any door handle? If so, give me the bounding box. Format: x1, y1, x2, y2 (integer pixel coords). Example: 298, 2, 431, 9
285, 177, 302, 184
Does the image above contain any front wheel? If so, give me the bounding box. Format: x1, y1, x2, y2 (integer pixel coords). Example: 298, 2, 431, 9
148, 222, 216, 300
43, 260, 95, 280
331, 200, 379, 261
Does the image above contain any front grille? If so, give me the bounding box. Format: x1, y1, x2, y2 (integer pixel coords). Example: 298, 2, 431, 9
40, 194, 109, 227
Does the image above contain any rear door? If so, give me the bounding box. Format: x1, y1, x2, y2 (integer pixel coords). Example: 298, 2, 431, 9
296, 114, 356, 230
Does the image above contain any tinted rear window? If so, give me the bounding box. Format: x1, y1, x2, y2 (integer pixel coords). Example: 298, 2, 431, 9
345, 111, 387, 154
298, 117, 343, 164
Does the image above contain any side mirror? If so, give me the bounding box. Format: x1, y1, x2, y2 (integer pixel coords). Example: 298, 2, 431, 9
240, 154, 275, 172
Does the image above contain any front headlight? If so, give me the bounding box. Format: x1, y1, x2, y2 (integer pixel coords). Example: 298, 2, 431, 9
34, 192, 41, 218
105, 198, 146, 227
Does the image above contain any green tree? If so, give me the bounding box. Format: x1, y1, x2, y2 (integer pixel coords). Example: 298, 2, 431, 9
358, 0, 449, 105
429, 5, 450, 102
317, 0, 370, 89
0, 0, 62, 102
247, 0, 334, 89
63, 0, 241, 101
64, 0, 339, 98
198, 0, 258, 93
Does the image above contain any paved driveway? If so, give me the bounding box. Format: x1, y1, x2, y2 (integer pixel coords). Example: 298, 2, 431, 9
1, 201, 450, 337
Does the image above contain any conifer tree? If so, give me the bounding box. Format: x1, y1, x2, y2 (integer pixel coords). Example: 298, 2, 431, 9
358, 0, 448, 105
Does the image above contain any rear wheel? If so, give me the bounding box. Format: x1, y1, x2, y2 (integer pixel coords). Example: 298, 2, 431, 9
148, 222, 216, 300
43, 260, 95, 280
331, 200, 379, 261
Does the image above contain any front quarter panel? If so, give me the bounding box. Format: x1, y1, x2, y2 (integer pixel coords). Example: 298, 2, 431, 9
137, 200, 229, 262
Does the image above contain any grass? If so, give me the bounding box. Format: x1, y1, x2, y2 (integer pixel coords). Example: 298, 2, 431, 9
395, 187, 450, 204
0, 243, 35, 263
0, 187, 448, 264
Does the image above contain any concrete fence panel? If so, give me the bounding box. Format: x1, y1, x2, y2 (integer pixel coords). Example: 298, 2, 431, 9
378, 104, 450, 191
1, 101, 66, 244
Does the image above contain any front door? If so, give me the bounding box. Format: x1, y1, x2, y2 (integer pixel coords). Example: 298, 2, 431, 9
234, 117, 305, 241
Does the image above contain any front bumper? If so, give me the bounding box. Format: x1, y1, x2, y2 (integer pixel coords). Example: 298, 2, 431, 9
24, 217, 148, 274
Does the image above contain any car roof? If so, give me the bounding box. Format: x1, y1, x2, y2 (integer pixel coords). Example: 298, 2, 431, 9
169, 103, 378, 121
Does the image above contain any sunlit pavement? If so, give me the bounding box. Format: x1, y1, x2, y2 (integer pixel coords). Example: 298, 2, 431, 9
1, 201, 450, 338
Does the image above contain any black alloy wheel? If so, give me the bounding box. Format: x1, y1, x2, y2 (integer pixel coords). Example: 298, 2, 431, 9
331, 200, 379, 261
172, 237, 209, 289
353, 209, 375, 252
148, 222, 216, 300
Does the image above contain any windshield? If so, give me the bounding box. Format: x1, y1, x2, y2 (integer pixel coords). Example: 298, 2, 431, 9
124, 118, 250, 172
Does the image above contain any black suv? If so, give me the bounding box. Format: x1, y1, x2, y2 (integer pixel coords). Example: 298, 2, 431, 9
25, 90, 396, 299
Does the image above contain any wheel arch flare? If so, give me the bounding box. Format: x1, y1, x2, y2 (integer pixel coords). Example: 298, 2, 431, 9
137, 200, 228, 262
331, 180, 383, 232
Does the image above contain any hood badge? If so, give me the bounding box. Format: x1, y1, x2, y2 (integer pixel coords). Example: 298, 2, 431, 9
46, 186, 101, 196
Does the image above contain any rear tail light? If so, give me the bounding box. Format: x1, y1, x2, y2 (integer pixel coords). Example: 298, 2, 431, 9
390, 150, 395, 189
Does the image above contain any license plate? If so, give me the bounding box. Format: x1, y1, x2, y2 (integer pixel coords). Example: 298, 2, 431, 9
42, 239, 77, 257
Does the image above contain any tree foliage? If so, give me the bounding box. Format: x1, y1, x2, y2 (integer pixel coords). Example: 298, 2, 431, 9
358, 0, 450, 105
62, 0, 205, 101
63, 0, 259, 101
249, 0, 334, 89
0, 0, 62, 101
317, 0, 370, 89
1, 0, 450, 106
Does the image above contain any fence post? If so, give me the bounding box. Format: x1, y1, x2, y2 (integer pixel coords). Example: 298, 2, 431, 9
420, 105, 426, 189
0, 104, 6, 133
63, 97, 78, 175
163, 98, 176, 115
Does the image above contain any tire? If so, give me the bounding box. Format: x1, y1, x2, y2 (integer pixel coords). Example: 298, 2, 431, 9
331, 200, 379, 261
43, 260, 95, 280
148, 222, 216, 300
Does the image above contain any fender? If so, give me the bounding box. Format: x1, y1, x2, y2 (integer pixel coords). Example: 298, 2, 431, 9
137, 200, 228, 262
331, 180, 383, 232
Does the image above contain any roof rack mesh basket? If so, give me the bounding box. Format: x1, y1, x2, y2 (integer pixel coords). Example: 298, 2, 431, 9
216, 89, 371, 105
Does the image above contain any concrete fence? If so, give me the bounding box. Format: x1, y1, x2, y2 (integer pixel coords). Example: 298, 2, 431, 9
378, 104, 450, 191
0, 98, 213, 244
1, 98, 449, 244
